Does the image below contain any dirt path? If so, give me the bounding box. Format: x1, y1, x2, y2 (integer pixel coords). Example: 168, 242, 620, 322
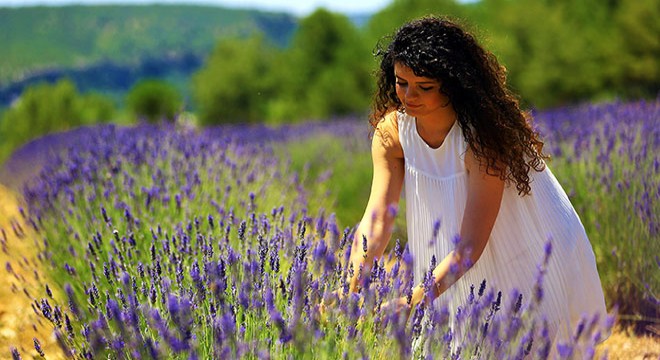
0, 184, 63, 359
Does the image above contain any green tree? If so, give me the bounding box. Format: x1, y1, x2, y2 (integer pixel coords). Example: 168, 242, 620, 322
79, 93, 116, 123
193, 9, 374, 125
192, 35, 276, 125
365, 0, 464, 50
367, 0, 659, 108
269, 8, 373, 122
613, 0, 660, 99
501, 1, 623, 107
126, 79, 183, 123
0, 79, 115, 164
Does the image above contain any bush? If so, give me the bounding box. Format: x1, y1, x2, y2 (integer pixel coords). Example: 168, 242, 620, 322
0, 79, 115, 165
126, 79, 182, 123
192, 35, 276, 125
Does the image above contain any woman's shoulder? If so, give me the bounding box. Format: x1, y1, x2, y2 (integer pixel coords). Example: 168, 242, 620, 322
373, 111, 404, 158
376, 110, 400, 133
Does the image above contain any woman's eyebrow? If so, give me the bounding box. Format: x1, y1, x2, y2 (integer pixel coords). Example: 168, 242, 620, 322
394, 75, 436, 84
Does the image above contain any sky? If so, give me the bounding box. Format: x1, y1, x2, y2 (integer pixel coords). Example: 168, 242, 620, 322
0, 0, 393, 16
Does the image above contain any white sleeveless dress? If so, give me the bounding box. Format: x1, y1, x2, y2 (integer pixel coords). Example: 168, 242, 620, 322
397, 111, 607, 345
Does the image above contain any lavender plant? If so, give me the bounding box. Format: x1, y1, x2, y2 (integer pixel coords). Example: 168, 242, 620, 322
6, 99, 644, 358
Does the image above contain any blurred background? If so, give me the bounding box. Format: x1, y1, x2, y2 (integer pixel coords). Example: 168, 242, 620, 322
0, 0, 658, 166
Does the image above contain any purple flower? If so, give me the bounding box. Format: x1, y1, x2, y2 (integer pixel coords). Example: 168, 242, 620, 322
312, 238, 328, 261
65, 284, 80, 318
513, 293, 523, 313
451, 234, 461, 246
605, 311, 616, 330
535, 319, 552, 359
237, 221, 247, 241
238, 283, 250, 309
145, 338, 159, 359
40, 298, 53, 322
422, 267, 435, 300
411, 302, 425, 338
449, 261, 459, 275
402, 245, 413, 268
556, 343, 573, 358
101, 206, 110, 224
65, 314, 74, 338
190, 261, 204, 294
110, 338, 125, 352
478, 279, 487, 297
33, 337, 45, 357
220, 310, 237, 340
387, 204, 399, 217
347, 292, 362, 321
573, 315, 587, 341
429, 219, 441, 246
543, 240, 553, 265
533, 267, 545, 304
339, 227, 351, 250
10, 346, 21, 360
269, 308, 291, 343
105, 299, 121, 326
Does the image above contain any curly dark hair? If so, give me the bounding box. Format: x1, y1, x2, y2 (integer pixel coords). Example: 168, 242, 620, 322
371, 16, 547, 195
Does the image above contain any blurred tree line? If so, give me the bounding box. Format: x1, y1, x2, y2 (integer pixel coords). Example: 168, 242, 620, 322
1, 0, 658, 162
0, 80, 112, 164
0, 78, 181, 164
193, 9, 373, 125
195, 0, 659, 123
0, 52, 201, 107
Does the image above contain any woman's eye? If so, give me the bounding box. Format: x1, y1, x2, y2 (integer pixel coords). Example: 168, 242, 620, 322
420, 86, 433, 91
396, 81, 407, 86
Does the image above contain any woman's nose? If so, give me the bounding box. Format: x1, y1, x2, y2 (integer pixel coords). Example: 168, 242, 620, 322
406, 87, 418, 99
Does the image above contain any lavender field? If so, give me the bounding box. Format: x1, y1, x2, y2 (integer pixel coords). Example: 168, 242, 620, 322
3, 99, 658, 359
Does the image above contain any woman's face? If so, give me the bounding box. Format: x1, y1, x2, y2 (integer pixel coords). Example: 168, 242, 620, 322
394, 62, 450, 119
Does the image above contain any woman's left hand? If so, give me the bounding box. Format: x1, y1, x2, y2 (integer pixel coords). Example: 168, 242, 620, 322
380, 286, 425, 323
380, 296, 413, 320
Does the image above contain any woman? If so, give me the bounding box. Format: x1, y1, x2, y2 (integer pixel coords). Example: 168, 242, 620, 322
347, 15, 607, 353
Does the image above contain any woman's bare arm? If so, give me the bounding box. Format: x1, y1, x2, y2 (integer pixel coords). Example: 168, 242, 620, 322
348, 112, 405, 292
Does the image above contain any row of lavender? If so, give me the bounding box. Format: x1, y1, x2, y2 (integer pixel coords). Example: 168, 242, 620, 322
6, 99, 656, 358
533, 99, 659, 331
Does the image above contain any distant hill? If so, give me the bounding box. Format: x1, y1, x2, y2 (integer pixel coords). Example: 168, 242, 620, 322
0, 5, 298, 103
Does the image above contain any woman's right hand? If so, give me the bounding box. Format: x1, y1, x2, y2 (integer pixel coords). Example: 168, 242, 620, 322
318, 287, 347, 323
380, 285, 425, 323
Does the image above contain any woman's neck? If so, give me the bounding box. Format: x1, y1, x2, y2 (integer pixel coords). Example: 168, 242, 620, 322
415, 108, 457, 147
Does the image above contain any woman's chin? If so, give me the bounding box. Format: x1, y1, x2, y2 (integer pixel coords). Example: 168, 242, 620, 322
405, 107, 422, 115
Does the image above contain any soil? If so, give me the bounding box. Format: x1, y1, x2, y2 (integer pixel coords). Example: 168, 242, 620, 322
596, 327, 660, 359
0, 184, 64, 359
